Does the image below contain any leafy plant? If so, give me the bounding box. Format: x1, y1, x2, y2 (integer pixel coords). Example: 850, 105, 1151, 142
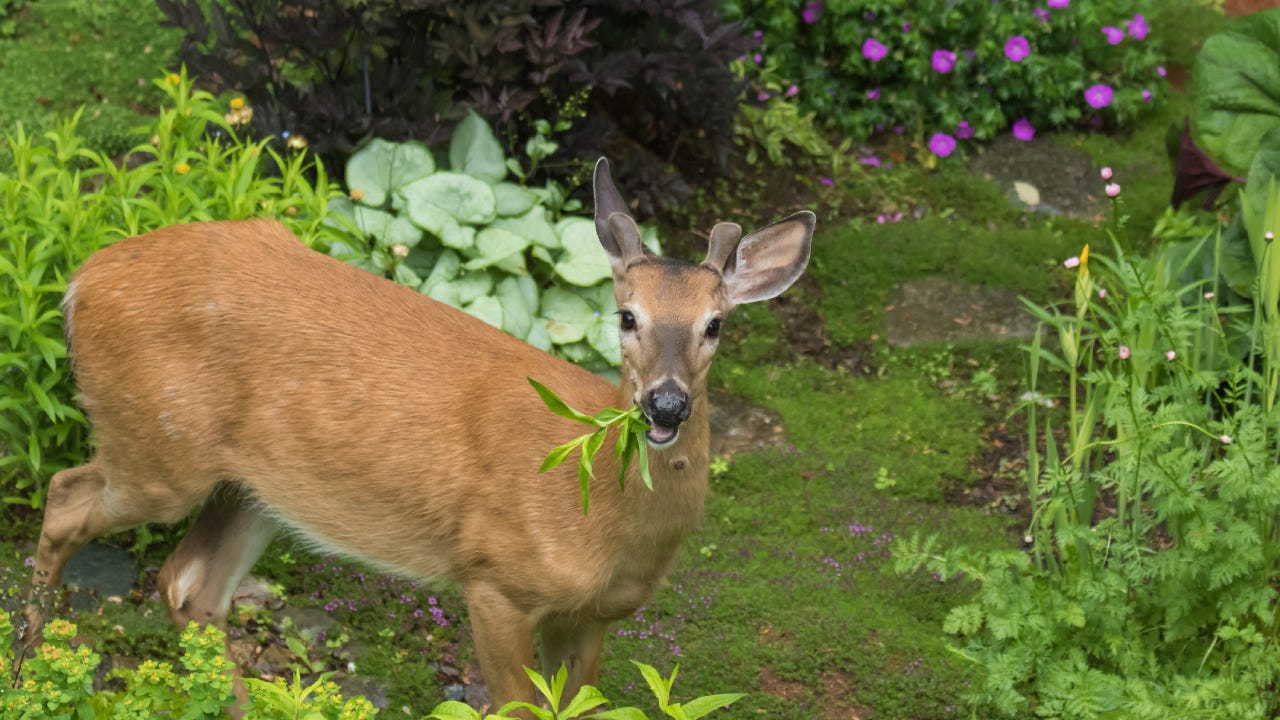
329, 113, 661, 375
895, 179, 1280, 718
156, 0, 749, 213
0, 69, 344, 508
528, 378, 652, 514
426, 662, 744, 720
724, 0, 1167, 154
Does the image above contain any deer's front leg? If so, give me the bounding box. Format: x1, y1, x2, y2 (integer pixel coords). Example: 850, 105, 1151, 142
465, 581, 538, 717
539, 614, 607, 711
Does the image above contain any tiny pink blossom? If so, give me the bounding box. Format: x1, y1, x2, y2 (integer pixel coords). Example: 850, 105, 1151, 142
1166, 350, 1176, 361
1098, 288, 1107, 299
1127, 14, 1148, 41
1063, 256, 1080, 269
802, 2, 823, 24
1100, 167, 1113, 180
1105, 183, 1121, 198
1102, 26, 1124, 45
956, 120, 974, 139
786, 84, 799, 97
860, 155, 881, 167
757, 90, 771, 101
1142, 89, 1153, 102
1004, 36, 1030, 62
753, 53, 762, 64
931, 49, 957, 74
1048, 0, 1069, 7
1012, 118, 1035, 141
1157, 66, 1167, 77
867, 87, 880, 100
820, 176, 834, 187
863, 38, 888, 62
1220, 434, 1233, 445
1119, 345, 1130, 360
1205, 291, 1215, 299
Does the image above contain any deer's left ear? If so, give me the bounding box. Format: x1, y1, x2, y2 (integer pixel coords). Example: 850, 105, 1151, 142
594, 157, 656, 271
704, 211, 814, 306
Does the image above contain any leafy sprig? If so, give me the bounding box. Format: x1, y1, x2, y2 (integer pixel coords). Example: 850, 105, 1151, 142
528, 377, 653, 514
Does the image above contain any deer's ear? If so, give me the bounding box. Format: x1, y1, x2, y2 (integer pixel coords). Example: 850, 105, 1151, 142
594, 158, 656, 271
709, 211, 814, 306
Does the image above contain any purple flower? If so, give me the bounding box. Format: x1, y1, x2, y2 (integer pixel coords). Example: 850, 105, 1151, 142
820, 176, 835, 186
757, 90, 771, 101
929, 132, 957, 158
1127, 14, 1148, 40
902, 21, 912, 32
859, 155, 881, 167
1102, 26, 1123, 44
1012, 118, 1035, 141
1142, 89, 1152, 102
753, 53, 762, 64
863, 38, 888, 62
1084, 84, 1113, 109
24, 556, 35, 567
1004, 36, 1030, 62
1033, 8, 1050, 23
753, 30, 763, 43
802, 2, 823, 24
1048, 0, 1069, 7
785, 84, 799, 97
956, 120, 974, 139
1157, 65, 1167, 77
931, 49, 957, 74
867, 87, 880, 100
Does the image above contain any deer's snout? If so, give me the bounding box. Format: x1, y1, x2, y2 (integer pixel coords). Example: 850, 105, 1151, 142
644, 381, 691, 430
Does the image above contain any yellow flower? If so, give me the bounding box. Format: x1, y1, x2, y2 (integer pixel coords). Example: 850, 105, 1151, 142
230, 97, 245, 109
175, 162, 190, 174
287, 134, 308, 150
1080, 244, 1089, 270
166, 73, 180, 85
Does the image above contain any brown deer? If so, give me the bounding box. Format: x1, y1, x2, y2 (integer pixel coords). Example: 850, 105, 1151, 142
22, 158, 813, 714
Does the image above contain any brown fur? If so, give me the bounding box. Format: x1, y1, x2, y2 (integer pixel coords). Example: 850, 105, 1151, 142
23, 160, 813, 716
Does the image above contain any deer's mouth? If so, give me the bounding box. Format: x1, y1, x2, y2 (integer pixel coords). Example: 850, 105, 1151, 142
645, 421, 680, 448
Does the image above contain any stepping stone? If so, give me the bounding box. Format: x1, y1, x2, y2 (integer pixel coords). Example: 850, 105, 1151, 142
969, 135, 1106, 219
884, 277, 1040, 347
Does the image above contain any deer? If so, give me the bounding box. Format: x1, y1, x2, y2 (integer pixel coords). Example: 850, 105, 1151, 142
20, 157, 814, 715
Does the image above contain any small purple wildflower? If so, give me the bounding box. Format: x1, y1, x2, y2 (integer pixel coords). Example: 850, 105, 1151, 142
820, 176, 835, 186
931, 49, 957, 74
1157, 65, 1167, 77
893, 125, 905, 135
757, 90, 771, 101
753, 53, 762, 64
24, 556, 35, 567
1127, 14, 1148, 40
752, 30, 763, 44
1004, 36, 1030, 62
1048, 0, 1069, 7
1033, 7, 1049, 23
862, 38, 888, 62
928, 132, 957, 158
1012, 118, 1035, 141
1084, 84, 1114, 109
902, 21, 911, 32
785, 84, 799, 97
802, 2, 823, 24
1102, 26, 1124, 45
956, 120, 974, 139
867, 87, 880, 100
1142, 89, 1153, 102
859, 156, 880, 167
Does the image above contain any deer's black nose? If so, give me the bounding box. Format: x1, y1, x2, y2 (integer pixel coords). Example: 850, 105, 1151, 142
645, 381, 690, 429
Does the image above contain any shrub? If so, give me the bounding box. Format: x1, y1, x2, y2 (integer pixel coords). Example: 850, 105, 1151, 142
895, 174, 1280, 718
0, 69, 344, 508
156, 0, 749, 212
724, 0, 1167, 153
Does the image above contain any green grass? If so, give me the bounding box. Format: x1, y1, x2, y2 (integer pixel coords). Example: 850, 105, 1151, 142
0, 0, 182, 156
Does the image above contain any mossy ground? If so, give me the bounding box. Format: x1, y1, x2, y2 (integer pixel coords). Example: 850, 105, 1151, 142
0, 1, 1226, 717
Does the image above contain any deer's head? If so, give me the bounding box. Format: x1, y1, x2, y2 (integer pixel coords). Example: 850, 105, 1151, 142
593, 158, 814, 448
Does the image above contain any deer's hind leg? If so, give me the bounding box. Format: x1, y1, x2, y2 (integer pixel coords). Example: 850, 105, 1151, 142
23, 457, 209, 646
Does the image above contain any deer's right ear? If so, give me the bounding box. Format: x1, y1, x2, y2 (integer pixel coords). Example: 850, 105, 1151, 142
594, 158, 655, 271
708, 211, 815, 307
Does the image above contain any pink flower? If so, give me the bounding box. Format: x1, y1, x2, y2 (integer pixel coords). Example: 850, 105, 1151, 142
802, 2, 823, 24
1048, 0, 1069, 7
929, 132, 957, 158
863, 38, 888, 62
860, 155, 881, 167
1100, 167, 1113, 180
1119, 345, 1131, 360
1064, 256, 1080, 269
1004, 36, 1030, 62
785, 84, 799, 97
931, 49, 957, 74
1012, 118, 1035, 141
1084, 84, 1114, 109
1098, 288, 1107, 299
753, 53, 762, 64
1157, 66, 1167, 77
1205, 291, 1215, 299
757, 90, 771, 101
956, 120, 974, 139
820, 177, 834, 187
1166, 350, 1177, 361
1127, 14, 1148, 40
1102, 26, 1124, 44
1033, 8, 1050, 23
1142, 89, 1152, 102
1105, 183, 1121, 198
867, 87, 880, 100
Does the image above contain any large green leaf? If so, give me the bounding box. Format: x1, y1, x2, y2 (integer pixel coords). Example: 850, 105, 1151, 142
346, 138, 435, 207
554, 217, 612, 286
464, 295, 504, 329
492, 206, 560, 249
406, 172, 497, 226
540, 287, 596, 344
1191, 8, 1280, 177
449, 110, 507, 184
454, 270, 494, 305
464, 227, 530, 269
419, 249, 461, 294
353, 205, 422, 249
496, 275, 536, 338
494, 183, 538, 216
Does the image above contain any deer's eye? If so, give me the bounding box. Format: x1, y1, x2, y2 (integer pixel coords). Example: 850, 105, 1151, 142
706, 318, 722, 338
620, 310, 636, 331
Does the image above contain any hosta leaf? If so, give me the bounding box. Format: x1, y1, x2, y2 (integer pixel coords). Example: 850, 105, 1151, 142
407, 172, 496, 225
586, 317, 621, 366
346, 138, 435, 207
464, 295, 503, 329
454, 270, 494, 306
540, 287, 596, 344
466, 227, 529, 268
494, 182, 538, 216
554, 217, 612, 286
496, 276, 534, 338
526, 322, 553, 351
449, 110, 507, 184
492, 206, 559, 249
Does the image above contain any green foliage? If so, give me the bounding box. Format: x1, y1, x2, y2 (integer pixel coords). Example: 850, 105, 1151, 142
0, 68, 345, 508
895, 195, 1280, 717
426, 662, 743, 720
529, 378, 652, 514
724, 0, 1167, 150
330, 114, 661, 374
729, 57, 847, 168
